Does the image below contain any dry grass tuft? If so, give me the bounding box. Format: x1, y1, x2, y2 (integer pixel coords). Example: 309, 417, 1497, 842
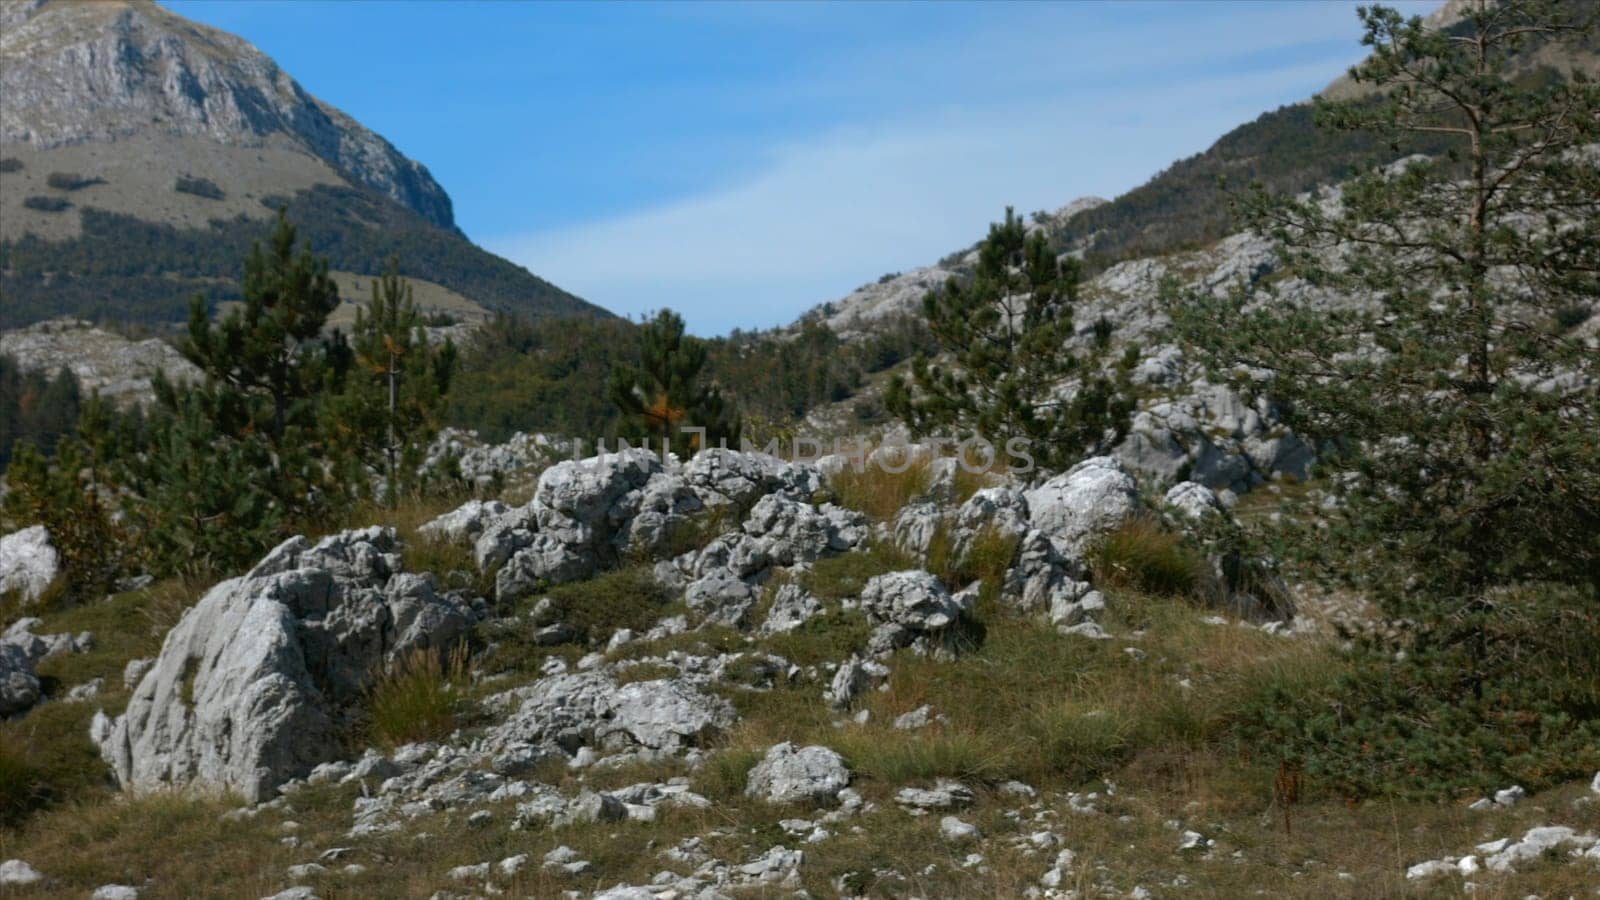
1087, 516, 1211, 600
828, 458, 932, 522
366, 644, 469, 748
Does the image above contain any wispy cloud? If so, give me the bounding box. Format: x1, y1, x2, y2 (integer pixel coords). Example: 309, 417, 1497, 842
487, 5, 1434, 335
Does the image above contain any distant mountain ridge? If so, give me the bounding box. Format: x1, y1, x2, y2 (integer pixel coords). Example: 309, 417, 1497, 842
0, 0, 608, 329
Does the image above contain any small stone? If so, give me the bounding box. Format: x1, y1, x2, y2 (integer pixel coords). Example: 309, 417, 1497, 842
893, 705, 935, 730
895, 779, 975, 811
1177, 831, 1209, 853
1492, 785, 1525, 807
940, 816, 981, 841
1405, 859, 1455, 880
466, 810, 492, 828
286, 863, 327, 880
446, 862, 490, 882
260, 890, 319, 900
92, 887, 141, 900
497, 854, 530, 877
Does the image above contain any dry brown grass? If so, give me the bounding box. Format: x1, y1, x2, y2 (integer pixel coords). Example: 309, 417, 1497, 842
828, 457, 933, 522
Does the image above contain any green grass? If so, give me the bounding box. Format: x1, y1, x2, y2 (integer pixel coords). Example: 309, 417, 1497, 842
760, 609, 873, 666
832, 727, 1011, 784
801, 541, 915, 601
539, 565, 681, 644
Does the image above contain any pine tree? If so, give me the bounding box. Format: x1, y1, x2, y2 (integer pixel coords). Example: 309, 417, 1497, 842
327, 261, 457, 504
1178, 0, 1600, 796
609, 309, 739, 457
179, 208, 345, 445
885, 207, 1132, 473
123, 385, 283, 575
1, 408, 127, 601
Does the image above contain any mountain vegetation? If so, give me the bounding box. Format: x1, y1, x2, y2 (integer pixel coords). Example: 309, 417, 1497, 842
889, 208, 1134, 472
0, 185, 604, 329
609, 310, 740, 457
1176, 0, 1600, 797
3, 214, 466, 584
1032, 0, 1600, 270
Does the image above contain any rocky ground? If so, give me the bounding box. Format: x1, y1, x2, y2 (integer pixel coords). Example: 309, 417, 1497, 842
1, 444, 1597, 898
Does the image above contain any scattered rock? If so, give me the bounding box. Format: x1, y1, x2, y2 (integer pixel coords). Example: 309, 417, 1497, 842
940, 816, 981, 841
96, 528, 475, 801
895, 779, 975, 812
746, 742, 852, 804
0, 525, 58, 603
0, 859, 43, 886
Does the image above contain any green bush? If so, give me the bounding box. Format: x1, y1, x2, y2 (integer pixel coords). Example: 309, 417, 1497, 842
173, 176, 225, 200
22, 195, 70, 212
45, 172, 104, 191
1234, 583, 1600, 800
0, 157, 22, 173
541, 566, 677, 644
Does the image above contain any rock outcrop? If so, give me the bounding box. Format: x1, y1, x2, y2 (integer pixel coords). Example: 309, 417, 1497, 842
93, 527, 476, 801
0, 525, 59, 602
746, 743, 852, 805
1024, 456, 1141, 557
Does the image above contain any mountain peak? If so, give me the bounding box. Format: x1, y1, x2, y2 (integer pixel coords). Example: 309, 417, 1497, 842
0, 0, 457, 230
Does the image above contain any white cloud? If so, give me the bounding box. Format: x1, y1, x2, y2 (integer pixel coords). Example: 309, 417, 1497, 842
487, 14, 1415, 334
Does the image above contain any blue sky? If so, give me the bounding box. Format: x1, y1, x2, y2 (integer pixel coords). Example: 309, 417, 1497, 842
167, 0, 1438, 335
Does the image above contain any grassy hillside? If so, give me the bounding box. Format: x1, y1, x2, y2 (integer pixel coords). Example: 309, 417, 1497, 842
0, 182, 606, 329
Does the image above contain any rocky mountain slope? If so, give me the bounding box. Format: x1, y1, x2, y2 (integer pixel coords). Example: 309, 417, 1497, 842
0, 0, 606, 328
1, 444, 1596, 896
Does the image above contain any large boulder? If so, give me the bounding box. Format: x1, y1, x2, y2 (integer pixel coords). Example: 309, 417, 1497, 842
746, 742, 851, 804
857, 571, 971, 632
1114, 383, 1314, 493
0, 526, 59, 603
743, 496, 867, 567
93, 528, 474, 801
682, 449, 821, 510
486, 670, 734, 759
534, 449, 662, 536
1023, 457, 1140, 557
495, 534, 595, 600
892, 500, 947, 560
613, 471, 705, 559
